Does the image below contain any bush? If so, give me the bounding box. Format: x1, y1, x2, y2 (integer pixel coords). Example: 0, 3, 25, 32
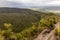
55, 27, 60, 36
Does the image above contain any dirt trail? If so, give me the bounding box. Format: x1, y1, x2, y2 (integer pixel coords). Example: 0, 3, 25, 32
34, 29, 48, 40
34, 29, 56, 40
34, 23, 60, 40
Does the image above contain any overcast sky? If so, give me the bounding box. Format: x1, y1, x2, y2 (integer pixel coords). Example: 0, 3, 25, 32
0, 0, 60, 7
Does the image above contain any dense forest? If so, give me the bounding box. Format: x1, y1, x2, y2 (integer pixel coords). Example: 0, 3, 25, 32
0, 8, 60, 40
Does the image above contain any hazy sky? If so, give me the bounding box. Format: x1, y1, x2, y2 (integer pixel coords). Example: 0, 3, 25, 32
0, 0, 60, 7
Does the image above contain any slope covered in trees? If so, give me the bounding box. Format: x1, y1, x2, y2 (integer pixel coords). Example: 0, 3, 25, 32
0, 8, 59, 40
0, 8, 42, 32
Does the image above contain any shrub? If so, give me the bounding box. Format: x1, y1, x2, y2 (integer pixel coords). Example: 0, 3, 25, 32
55, 27, 60, 36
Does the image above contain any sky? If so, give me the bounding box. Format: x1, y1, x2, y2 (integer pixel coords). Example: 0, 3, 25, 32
0, 0, 60, 7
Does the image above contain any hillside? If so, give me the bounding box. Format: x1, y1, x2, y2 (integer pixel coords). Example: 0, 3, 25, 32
0, 7, 44, 32
0, 7, 59, 40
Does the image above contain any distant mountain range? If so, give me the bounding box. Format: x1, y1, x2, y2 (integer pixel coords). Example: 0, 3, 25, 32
0, 6, 60, 13
40, 6, 60, 11
0, 7, 42, 14
0, 0, 60, 10
30, 6, 60, 12
1, 1, 60, 10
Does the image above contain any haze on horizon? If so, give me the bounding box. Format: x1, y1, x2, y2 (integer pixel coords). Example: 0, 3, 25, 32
0, 0, 60, 8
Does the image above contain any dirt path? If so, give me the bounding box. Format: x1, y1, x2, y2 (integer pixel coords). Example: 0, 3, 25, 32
34, 23, 60, 40
34, 29, 56, 40
34, 29, 48, 40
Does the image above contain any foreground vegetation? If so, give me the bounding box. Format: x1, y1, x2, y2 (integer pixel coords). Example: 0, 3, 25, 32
0, 16, 57, 40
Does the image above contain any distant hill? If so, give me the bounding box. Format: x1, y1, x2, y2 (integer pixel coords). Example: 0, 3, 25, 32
30, 6, 60, 12
0, 6, 60, 13
40, 6, 60, 10
0, 7, 42, 13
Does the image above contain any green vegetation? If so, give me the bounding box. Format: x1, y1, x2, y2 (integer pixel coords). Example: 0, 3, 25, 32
0, 8, 59, 40
55, 26, 60, 36
0, 16, 56, 40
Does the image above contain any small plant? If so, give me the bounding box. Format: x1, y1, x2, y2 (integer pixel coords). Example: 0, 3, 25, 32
55, 27, 60, 36
4, 23, 12, 29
